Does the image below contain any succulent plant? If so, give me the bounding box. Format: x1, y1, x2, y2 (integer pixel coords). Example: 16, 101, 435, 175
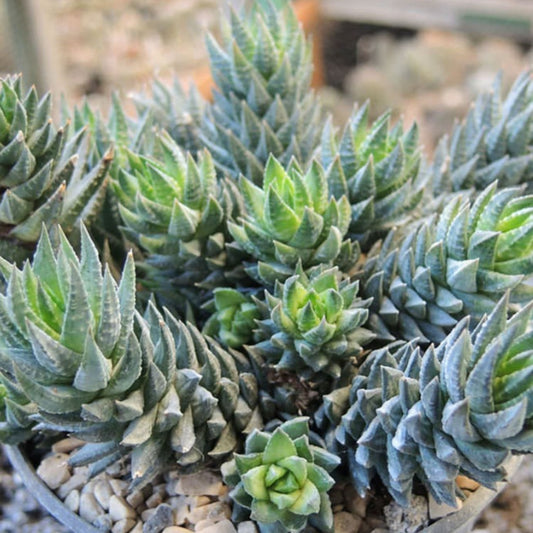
429, 71, 533, 196
0, 224, 139, 445
113, 131, 244, 312
203, 288, 261, 349
201, 0, 323, 183
248, 265, 374, 381
222, 417, 340, 532
0, 225, 262, 486
132, 76, 205, 154
323, 294, 533, 507
229, 156, 358, 286
320, 104, 425, 249
0, 75, 111, 263
362, 182, 533, 344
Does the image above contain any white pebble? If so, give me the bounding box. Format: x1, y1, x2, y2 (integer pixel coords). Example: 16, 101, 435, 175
168, 496, 189, 525
109, 494, 136, 521
64, 490, 80, 513
79, 492, 104, 523
36, 454, 71, 490
237, 522, 258, 533
51, 437, 85, 454
146, 491, 163, 508
94, 479, 114, 511
197, 519, 237, 533
112, 518, 137, 533
126, 489, 145, 509
141, 508, 157, 522
129, 521, 143, 533
187, 501, 230, 524
57, 473, 88, 500
109, 478, 129, 496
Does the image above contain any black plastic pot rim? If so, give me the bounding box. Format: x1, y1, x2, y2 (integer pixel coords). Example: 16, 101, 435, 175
3, 444, 523, 533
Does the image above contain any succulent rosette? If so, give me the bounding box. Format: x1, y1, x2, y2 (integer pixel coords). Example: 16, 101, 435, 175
113, 132, 244, 311
362, 182, 533, 343
321, 103, 425, 249
0, 75, 110, 263
203, 288, 261, 349
248, 266, 374, 380
0, 224, 139, 444
229, 156, 358, 285
222, 417, 340, 532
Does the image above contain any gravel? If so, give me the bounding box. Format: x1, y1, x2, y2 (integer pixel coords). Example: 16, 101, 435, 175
1, 443, 532, 533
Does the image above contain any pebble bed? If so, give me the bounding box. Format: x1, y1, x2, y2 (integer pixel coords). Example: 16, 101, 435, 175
4, 438, 531, 533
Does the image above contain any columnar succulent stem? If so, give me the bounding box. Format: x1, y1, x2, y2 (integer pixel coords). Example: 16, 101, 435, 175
321, 294, 533, 507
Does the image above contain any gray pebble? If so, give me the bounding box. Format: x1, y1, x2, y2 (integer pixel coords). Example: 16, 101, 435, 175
143, 504, 174, 533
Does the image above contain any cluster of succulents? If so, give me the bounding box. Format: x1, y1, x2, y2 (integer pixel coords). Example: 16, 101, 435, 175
0, 1, 532, 531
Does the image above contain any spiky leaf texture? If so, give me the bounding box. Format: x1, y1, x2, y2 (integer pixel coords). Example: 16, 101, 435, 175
362, 182, 533, 344
201, 0, 323, 183
222, 417, 339, 532
320, 103, 425, 249
248, 266, 374, 380
430, 71, 533, 196
228, 156, 359, 286
324, 295, 533, 507
113, 132, 244, 312
0, 76, 110, 261
0, 226, 262, 485
0, 224, 139, 443
62, 93, 153, 267
132, 77, 205, 154
203, 288, 261, 349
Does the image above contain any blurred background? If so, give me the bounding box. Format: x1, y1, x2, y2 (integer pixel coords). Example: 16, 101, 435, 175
0, 0, 532, 154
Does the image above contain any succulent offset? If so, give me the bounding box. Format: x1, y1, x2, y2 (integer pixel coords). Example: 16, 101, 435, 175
222, 417, 340, 532
203, 288, 261, 349
321, 294, 533, 507
248, 266, 373, 380
201, 0, 323, 183
362, 182, 533, 343
320, 104, 425, 248
229, 156, 358, 285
